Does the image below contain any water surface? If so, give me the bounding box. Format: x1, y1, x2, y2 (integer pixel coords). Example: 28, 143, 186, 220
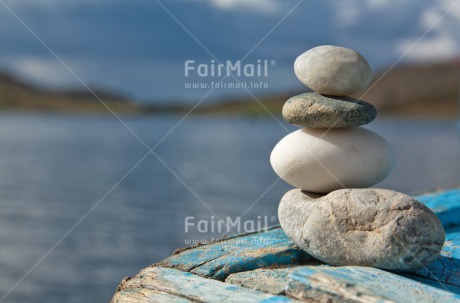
0, 114, 458, 302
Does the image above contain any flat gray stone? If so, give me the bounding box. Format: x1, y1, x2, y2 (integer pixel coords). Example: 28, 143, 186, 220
282, 92, 377, 128
294, 45, 372, 96
278, 188, 445, 272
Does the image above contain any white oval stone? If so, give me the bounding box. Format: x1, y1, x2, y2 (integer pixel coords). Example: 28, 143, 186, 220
294, 45, 372, 96
270, 127, 395, 193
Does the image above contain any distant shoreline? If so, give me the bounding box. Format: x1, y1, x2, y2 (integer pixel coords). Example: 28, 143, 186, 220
1, 61, 459, 118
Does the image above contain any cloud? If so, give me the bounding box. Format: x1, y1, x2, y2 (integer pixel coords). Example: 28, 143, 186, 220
333, 0, 426, 28
440, 0, 460, 20
395, 0, 460, 61
334, 2, 361, 27
204, 0, 281, 15
12, 57, 76, 87
397, 34, 457, 61
365, 0, 389, 9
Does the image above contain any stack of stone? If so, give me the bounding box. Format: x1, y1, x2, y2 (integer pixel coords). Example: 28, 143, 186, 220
270, 45, 445, 271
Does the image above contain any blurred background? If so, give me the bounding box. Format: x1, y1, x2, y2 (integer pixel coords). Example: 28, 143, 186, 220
0, 0, 459, 302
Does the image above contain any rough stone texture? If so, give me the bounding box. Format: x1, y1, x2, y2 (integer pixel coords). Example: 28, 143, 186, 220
282, 92, 377, 128
270, 127, 396, 194
278, 188, 445, 271
294, 45, 372, 96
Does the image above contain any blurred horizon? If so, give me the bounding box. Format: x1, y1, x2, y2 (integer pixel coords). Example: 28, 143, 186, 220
1, 0, 460, 103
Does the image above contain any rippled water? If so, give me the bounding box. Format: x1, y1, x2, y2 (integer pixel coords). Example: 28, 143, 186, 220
0, 113, 459, 302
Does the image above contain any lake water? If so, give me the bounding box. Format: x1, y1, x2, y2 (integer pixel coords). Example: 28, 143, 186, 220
0, 113, 459, 302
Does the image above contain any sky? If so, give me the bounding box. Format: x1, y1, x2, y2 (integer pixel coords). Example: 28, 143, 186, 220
0, 0, 459, 103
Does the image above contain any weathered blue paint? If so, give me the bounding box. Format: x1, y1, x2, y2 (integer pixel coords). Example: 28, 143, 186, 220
227, 227, 460, 297
412, 226, 460, 287
157, 227, 311, 280
416, 188, 460, 228
259, 298, 293, 303
229, 265, 460, 299
113, 267, 303, 303
402, 274, 460, 295
288, 266, 460, 303
226, 267, 302, 295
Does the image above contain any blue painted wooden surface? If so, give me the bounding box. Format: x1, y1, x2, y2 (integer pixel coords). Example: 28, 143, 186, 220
412, 226, 460, 287
227, 264, 460, 298
226, 267, 304, 295
288, 266, 460, 303
401, 274, 460, 295
157, 227, 311, 280
112, 187, 460, 302
113, 267, 303, 303
416, 187, 460, 228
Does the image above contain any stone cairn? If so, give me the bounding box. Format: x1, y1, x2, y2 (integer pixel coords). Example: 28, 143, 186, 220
270, 45, 445, 271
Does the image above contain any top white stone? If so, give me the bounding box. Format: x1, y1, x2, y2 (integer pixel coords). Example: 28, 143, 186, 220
294, 45, 372, 96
